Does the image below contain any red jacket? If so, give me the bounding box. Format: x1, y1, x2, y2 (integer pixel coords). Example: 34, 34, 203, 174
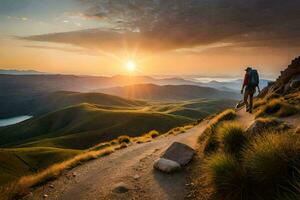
243, 72, 249, 87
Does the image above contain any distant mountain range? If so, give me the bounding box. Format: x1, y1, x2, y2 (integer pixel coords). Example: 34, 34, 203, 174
0, 73, 268, 118
199, 79, 270, 91
0, 72, 271, 92
96, 84, 240, 101
0, 69, 46, 75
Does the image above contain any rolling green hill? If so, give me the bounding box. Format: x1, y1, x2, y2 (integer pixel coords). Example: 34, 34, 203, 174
0, 74, 199, 119
0, 147, 81, 185
0, 103, 192, 149
146, 99, 237, 119
0, 91, 146, 119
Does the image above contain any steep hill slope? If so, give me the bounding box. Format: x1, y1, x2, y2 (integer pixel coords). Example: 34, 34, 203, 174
0, 103, 192, 149
97, 84, 240, 101
190, 57, 300, 200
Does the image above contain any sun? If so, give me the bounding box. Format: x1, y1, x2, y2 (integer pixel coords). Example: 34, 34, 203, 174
126, 60, 137, 72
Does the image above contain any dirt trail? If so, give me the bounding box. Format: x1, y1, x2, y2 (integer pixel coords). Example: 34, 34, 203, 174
28, 109, 253, 200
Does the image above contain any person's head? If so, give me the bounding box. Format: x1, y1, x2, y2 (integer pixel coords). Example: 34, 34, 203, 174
245, 67, 252, 73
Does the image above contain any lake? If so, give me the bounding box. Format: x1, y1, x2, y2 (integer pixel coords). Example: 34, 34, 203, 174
0, 116, 32, 127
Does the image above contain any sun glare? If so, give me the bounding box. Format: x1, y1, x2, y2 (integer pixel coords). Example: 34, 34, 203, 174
126, 60, 137, 72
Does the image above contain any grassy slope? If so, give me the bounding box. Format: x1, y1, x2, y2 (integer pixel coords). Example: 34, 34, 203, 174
191, 90, 300, 200
0, 103, 192, 149
31, 91, 146, 116
147, 99, 237, 120
0, 91, 146, 119
0, 147, 81, 185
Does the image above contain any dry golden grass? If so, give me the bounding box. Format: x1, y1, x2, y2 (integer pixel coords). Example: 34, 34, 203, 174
198, 109, 237, 155
255, 99, 299, 118
0, 122, 198, 200
216, 122, 248, 156
147, 130, 160, 138
253, 98, 267, 110
209, 109, 236, 129
0, 147, 115, 200
295, 127, 300, 135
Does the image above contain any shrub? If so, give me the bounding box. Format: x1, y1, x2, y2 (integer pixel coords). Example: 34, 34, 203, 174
204, 153, 252, 200
243, 133, 300, 199
217, 122, 248, 156
117, 135, 131, 144
147, 130, 160, 138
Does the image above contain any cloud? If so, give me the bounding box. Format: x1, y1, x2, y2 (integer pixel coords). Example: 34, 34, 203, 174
23, 44, 99, 56
21, 0, 300, 52
7, 16, 29, 21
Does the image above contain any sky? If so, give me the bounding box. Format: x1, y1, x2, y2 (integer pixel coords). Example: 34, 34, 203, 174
0, 0, 300, 78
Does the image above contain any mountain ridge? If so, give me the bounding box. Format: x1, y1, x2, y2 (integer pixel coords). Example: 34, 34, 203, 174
96, 83, 240, 101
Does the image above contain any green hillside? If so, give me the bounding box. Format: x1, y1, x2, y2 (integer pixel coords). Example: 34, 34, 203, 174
147, 99, 237, 119
0, 91, 146, 119
0, 103, 192, 149
32, 91, 146, 115
0, 147, 81, 185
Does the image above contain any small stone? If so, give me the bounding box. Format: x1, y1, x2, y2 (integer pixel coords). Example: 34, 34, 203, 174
153, 158, 181, 173
133, 174, 140, 180
113, 182, 129, 193
161, 142, 195, 166
43, 194, 48, 198
72, 172, 76, 177
49, 184, 54, 188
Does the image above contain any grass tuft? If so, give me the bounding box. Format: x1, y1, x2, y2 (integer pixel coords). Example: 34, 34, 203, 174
201, 109, 237, 155
255, 99, 299, 118
253, 99, 267, 110
217, 122, 248, 156
243, 133, 300, 199
210, 109, 236, 130
147, 130, 160, 138
203, 133, 219, 155
203, 153, 252, 200
247, 117, 290, 137
117, 135, 131, 144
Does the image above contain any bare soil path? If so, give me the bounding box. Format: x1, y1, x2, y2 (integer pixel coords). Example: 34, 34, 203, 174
28, 121, 208, 200
26, 109, 254, 200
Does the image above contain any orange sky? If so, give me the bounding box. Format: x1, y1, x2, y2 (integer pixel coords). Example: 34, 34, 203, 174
1, 0, 300, 78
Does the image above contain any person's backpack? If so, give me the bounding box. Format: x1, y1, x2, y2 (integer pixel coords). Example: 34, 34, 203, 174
248, 69, 259, 87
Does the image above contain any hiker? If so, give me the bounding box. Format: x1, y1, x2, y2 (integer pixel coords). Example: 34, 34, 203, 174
241, 67, 261, 113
